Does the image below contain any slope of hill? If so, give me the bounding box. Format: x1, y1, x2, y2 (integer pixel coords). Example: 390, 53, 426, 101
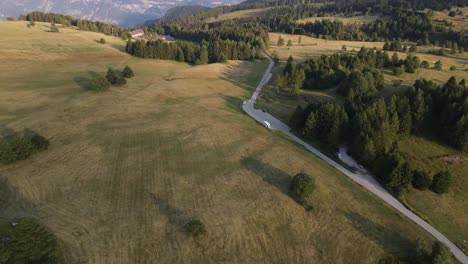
0, 21, 442, 263
164, 5, 210, 20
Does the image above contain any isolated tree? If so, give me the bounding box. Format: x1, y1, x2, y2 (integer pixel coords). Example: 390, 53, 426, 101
277, 35, 285, 46
342, 45, 347, 51
106, 68, 118, 84
420, 61, 430, 68
448, 11, 456, 17
434, 60, 442, 70
449, 65, 457, 71
290, 172, 315, 210
89, 76, 110, 91
99, 38, 106, 44
185, 219, 205, 237
298, 36, 302, 45
122, 65, 134, 78
287, 40, 293, 47
412, 170, 432, 190
50, 23, 59, 33
431, 171, 452, 193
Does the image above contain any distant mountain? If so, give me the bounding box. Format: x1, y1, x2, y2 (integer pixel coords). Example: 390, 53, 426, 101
0, 0, 241, 27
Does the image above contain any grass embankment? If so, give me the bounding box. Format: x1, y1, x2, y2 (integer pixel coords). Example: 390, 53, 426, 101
0, 21, 446, 263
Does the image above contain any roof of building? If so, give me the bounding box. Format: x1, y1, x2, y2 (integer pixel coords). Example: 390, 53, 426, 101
130, 29, 144, 36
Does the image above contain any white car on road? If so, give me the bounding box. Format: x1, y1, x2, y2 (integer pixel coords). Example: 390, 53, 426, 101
264, 121, 271, 129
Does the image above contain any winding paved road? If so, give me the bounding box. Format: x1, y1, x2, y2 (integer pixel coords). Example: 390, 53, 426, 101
242, 54, 468, 264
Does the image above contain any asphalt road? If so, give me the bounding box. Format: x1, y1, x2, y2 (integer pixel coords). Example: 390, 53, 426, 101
242, 54, 468, 264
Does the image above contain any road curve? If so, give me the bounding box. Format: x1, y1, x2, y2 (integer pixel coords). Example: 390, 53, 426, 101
242, 54, 468, 264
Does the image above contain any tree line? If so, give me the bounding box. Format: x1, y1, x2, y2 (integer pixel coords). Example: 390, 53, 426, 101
276, 47, 424, 99
126, 38, 262, 64
23, 11, 129, 38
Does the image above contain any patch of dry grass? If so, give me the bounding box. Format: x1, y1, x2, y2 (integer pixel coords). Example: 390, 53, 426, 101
430, 7, 468, 32
0, 21, 445, 263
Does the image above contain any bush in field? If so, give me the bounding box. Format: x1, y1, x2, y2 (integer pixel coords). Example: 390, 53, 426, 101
393, 66, 404, 76
89, 76, 110, 91
99, 38, 106, 44
115, 77, 127, 86
49, 23, 59, 33
0, 219, 57, 263
106, 68, 118, 84
420, 60, 430, 68
122, 65, 134, 78
431, 170, 452, 193
185, 219, 205, 237
412, 170, 432, 190
0, 130, 49, 164
290, 172, 315, 210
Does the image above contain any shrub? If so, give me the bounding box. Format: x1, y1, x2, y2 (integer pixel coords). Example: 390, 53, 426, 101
185, 219, 205, 237
412, 170, 432, 190
449, 65, 457, 71
420, 61, 430, 68
115, 77, 127, 86
431, 241, 450, 263
6, 17, 15, 21
290, 172, 315, 210
49, 23, 59, 33
89, 76, 110, 91
434, 60, 442, 70
448, 11, 456, 17
99, 38, 106, 44
122, 65, 134, 78
287, 40, 293, 47
0, 219, 57, 263
105, 68, 118, 84
277, 35, 285, 46
393, 66, 404, 76
0, 130, 49, 164
431, 171, 452, 193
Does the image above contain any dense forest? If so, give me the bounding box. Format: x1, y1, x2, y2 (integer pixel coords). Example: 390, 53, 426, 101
276, 47, 424, 102
290, 74, 466, 195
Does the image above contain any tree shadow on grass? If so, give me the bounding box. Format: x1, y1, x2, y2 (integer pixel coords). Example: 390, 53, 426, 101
344, 211, 418, 261
240, 157, 291, 196
149, 193, 190, 233
222, 95, 244, 114
73, 71, 102, 90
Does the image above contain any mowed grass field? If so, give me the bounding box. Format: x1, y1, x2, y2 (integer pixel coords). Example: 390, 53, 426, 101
0, 22, 445, 263
205, 8, 271, 23
260, 32, 468, 247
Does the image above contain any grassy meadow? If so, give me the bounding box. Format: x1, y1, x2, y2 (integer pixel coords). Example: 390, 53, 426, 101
0, 21, 450, 263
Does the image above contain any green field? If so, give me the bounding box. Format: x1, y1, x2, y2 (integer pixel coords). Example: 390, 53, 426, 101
0, 22, 448, 263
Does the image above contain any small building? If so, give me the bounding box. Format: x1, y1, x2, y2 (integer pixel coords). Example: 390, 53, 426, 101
130, 29, 144, 38
157, 34, 175, 41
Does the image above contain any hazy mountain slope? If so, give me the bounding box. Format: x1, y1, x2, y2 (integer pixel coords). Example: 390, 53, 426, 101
0, 0, 239, 26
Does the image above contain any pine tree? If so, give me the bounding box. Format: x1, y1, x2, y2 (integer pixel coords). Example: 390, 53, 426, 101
287, 40, 293, 47
277, 35, 285, 46
122, 65, 134, 78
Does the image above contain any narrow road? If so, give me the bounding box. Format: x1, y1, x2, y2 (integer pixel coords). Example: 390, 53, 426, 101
242, 54, 468, 264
